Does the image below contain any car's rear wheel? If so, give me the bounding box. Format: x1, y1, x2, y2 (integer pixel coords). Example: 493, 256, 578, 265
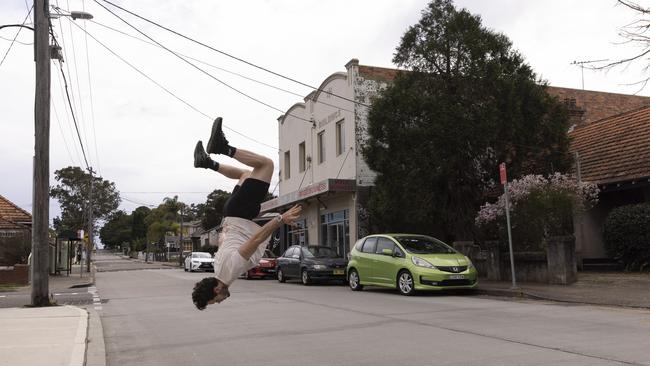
277, 268, 286, 283
301, 269, 311, 285
397, 270, 415, 296
348, 269, 363, 291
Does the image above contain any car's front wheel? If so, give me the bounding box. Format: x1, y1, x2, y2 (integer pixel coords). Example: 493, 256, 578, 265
348, 269, 363, 291
277, 268, 286, 283
397, 270, 415, 296
301, 269, 311, 285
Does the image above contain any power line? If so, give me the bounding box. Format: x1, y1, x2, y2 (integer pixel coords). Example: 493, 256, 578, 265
63, 0, 93, 168
97, 0, 370, 109
92, 0, 314, 124
0, 35, 33, 45
56, 59, 91, 169
52, 49, 85, 165
51, 99, 79, 166
24, 0, 33, 24
121, 196, 157, 208
68, 20, 279, 151
52, 1, 92, 167
86, 19, 356, 115
82, 0, 102, 177
0, 5, 33, 68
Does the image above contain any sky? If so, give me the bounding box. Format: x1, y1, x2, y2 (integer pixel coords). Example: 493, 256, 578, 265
0, 0, 646, 229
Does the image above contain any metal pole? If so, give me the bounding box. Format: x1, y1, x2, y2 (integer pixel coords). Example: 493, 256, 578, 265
86, 168, 94, 272
178, 206, 184, 266
31, 0, 51, 307
504, 182, 517, 289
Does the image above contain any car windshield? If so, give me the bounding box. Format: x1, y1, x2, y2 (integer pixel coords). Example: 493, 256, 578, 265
394, 236, 456, 254
302, 246, 339, 258
193, 252, 212, 258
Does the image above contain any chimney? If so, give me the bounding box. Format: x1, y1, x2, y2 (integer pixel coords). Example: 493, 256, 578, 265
564, 98, 586, 127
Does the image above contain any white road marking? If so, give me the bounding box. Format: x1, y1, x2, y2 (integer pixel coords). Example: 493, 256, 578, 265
89, 286, 102, 311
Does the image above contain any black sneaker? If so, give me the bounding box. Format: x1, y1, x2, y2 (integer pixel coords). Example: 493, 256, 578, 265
206, 117, 230, 155
193, 141, 212, 169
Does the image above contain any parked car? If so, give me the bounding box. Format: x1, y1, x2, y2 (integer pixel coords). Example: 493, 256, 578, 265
276, 245, 348, 285
242, 249, 278, 280
184, 252, 214, 272
347, 234, 478, 295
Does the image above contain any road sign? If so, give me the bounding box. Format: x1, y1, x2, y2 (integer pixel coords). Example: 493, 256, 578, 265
499, 163, 507, 185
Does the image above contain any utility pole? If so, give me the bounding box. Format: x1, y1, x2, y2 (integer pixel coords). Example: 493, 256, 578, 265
87, 168, 95, 273
31, 0, 51, 307
178, 206, 184, 267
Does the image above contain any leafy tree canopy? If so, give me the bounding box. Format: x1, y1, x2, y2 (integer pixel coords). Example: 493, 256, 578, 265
50, 166, 121, 234
363, 0, 571, 241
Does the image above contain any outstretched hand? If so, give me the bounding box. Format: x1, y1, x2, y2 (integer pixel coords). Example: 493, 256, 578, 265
281, 204, 302, 225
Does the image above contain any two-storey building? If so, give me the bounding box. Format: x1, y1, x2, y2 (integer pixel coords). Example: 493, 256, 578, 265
260, 59, 397, 257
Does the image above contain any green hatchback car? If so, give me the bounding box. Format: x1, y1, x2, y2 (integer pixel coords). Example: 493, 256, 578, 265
347, 234, 478, 295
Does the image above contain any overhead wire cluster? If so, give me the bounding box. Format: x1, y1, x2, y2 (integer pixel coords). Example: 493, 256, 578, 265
8, 1, 371, 207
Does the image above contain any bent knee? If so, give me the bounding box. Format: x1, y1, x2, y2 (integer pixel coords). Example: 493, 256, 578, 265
256, 156, 274, 169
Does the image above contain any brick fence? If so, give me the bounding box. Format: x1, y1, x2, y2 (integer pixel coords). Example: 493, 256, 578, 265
0, 264, 29, 285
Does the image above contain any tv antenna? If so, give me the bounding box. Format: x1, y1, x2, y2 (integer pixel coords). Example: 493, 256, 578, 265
571, 59, 608, 90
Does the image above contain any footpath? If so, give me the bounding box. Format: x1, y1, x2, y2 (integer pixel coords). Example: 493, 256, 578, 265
1, 257, 649, 366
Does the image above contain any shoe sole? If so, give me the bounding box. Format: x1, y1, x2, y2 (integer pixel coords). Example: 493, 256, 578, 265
206, 117, 223, 155
194, 141, 206, 168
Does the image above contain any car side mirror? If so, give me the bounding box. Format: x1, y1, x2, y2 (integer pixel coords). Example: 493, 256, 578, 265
381, 248, 393, 256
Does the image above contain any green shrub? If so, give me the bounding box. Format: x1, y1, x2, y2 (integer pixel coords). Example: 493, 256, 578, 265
603, 203, 650, 271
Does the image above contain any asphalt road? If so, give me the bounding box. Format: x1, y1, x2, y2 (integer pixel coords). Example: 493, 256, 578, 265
96, 253, 650, 366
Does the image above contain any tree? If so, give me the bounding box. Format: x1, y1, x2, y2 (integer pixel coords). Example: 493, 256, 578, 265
50, 166, 121, 234
592, 1, 650, 91
99, 211, 133, 249
201, 190, 232, 230
362, 0, 572, 241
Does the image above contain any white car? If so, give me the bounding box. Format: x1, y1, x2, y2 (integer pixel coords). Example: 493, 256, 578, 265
184, 252, 214, 272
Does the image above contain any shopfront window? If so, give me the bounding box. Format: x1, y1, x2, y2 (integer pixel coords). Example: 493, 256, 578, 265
320, 209, 349, 257
288, 219, 308, 247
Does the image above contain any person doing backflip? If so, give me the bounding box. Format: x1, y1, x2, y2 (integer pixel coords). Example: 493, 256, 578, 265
191, 117, 301, 310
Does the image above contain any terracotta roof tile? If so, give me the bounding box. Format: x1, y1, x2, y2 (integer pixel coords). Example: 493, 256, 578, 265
570, 106, 650, 184
0, 194, 32, 229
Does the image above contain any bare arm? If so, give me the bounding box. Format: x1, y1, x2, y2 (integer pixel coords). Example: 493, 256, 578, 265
238, 205, 302, 260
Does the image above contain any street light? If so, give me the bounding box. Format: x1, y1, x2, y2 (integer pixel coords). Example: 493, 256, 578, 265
69, 11, 93, 20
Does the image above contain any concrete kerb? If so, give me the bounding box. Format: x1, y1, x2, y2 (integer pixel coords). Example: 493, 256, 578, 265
475, 286, 650, 310
86, 307, 106, 366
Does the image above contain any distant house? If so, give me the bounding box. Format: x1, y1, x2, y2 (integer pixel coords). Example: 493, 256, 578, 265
192, 225, 222, 249
0, 195, 32, 265
570, 105, 650, 261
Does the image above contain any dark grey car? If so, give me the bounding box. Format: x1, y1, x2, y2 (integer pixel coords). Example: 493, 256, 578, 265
276, 245, 348, 285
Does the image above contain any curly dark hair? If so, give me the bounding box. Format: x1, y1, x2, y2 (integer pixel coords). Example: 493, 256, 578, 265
192, 277, 219, 310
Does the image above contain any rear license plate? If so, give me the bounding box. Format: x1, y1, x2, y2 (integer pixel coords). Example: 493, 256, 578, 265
449, 274, 465, 280
333, 269, 345, 275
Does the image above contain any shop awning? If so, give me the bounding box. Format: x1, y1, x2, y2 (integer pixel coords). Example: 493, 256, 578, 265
260, 179, 356, 212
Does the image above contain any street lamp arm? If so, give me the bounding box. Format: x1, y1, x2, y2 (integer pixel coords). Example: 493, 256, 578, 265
0, 24, 35, 32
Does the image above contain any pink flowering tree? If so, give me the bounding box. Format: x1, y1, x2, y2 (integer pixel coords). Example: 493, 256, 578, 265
475, 173, 599, 250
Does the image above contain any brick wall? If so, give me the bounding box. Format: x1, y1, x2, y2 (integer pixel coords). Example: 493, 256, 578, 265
547, 86, 650, 125
0, 264, 29, 285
